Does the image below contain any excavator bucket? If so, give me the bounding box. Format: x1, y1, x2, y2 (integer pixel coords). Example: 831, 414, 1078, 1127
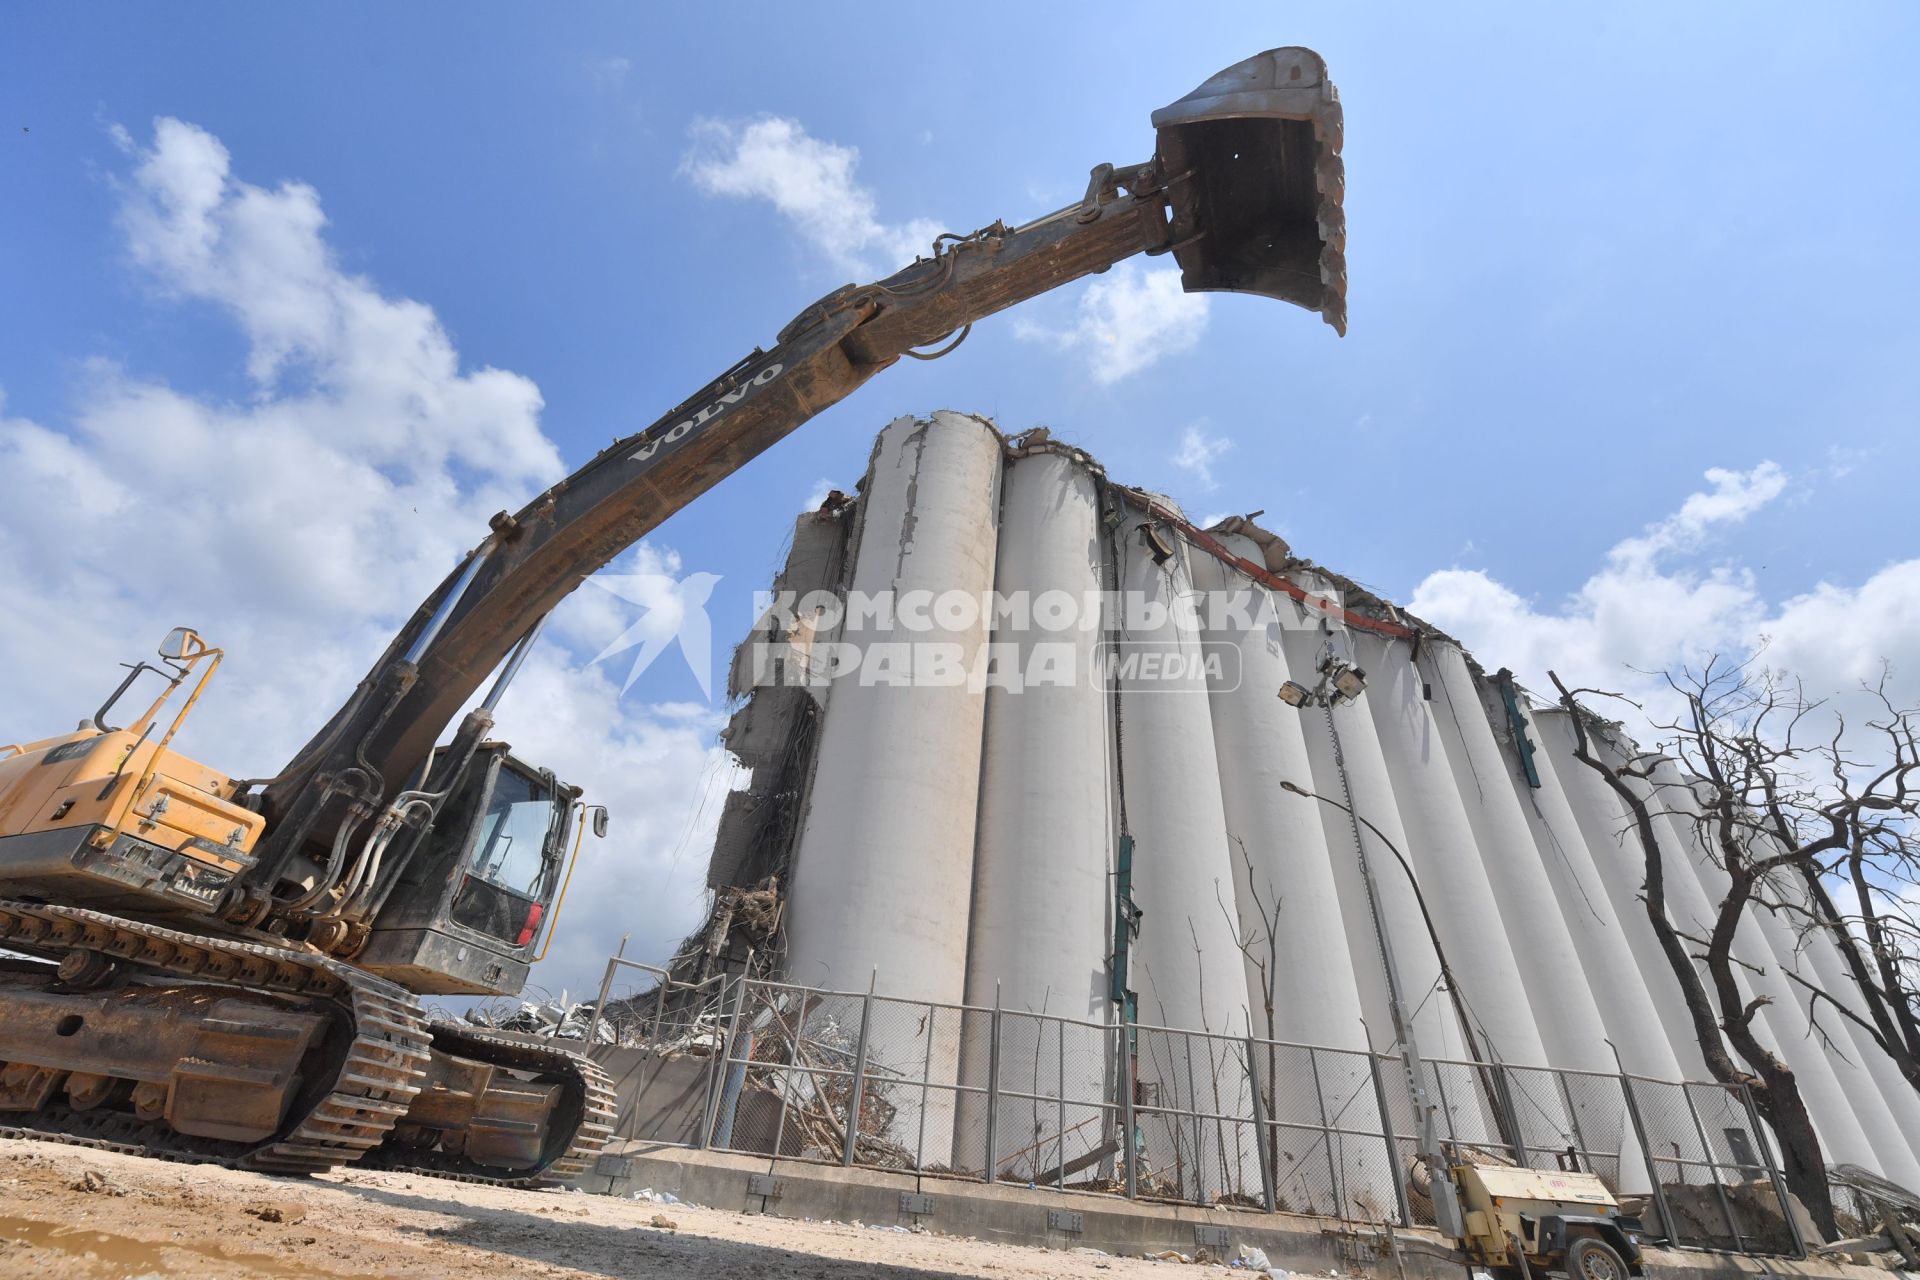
1151, 47, 1347, 335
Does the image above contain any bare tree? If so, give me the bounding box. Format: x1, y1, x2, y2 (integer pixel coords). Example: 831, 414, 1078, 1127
1218, 837, 1287, 1203
1617, 659, 1920, 1092
1549, 662, 1837, 1233
1749, 669, 1920, 1091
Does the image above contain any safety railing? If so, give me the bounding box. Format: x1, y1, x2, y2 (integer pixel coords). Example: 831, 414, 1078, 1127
590, 964, 1805, 1256
582, 955, 728, 1049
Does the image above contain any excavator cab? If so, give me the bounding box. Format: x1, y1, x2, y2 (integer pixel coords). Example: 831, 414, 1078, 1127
357, 744, 581, 997
1152, 46, 1347, 334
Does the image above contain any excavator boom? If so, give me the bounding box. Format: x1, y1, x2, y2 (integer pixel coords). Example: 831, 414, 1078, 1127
255, 47, 1346, 897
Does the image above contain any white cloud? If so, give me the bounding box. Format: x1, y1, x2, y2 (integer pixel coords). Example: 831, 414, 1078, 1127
1609, 460, 1786, 566
804, 477, 836, 510
0, 117, 720, 994
1013, 261, 1209, 384
681, 116, 939, 275
118, 117, 562, 483
1764, 559, 1920, 694
1170, 422, 1233, 492
1408, 460, 1920, 739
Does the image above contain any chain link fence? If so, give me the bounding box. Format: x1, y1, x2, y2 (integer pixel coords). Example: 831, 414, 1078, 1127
1620, 1075, 1800, 1254
589, 961, 1805, 1256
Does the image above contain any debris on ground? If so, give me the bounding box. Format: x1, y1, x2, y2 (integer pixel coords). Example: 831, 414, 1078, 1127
66, 1169, 122, 1196
1, 1137, 1209, 1277
245, 1200, 307, 1224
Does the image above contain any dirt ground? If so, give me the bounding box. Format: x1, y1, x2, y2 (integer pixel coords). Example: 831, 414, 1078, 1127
0, 1138, 1251, 1278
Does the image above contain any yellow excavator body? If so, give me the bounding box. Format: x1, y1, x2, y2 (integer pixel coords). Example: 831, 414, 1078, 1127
0, 729, 258, 866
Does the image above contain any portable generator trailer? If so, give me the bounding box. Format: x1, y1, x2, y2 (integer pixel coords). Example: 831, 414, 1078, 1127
1456, 1164, 1646, 1280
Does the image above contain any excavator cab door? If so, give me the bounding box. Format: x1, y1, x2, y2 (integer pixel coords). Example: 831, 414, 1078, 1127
356, 744, 577, 996
1152, 46, 1347, 334
445, 757, 565, 947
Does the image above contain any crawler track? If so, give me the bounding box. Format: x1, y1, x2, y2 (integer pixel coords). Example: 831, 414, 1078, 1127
0, 901, 613, 1187
0, 900, 432, 1173
369, 1022, 616, 1188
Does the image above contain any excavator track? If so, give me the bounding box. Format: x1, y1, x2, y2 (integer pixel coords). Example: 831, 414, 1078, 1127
368, 1021, 616, 1188
0, 900, 430, 1175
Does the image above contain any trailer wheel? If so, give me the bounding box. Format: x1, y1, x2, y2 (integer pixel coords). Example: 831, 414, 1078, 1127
1566, 1235, 1628, 1280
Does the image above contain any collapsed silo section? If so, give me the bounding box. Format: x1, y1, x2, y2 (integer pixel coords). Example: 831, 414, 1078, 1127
782, 411, 1003, 1167
957, 442, 1114, 1182
681, 502, 854, 988
1191, 526, 1397, 1220
1110, 496, 1257, 1204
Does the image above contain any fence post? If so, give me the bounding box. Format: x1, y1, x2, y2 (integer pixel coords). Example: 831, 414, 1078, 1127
771, 987, 803, 1160
1246, 1033, 1276, 1214
701, 976, 750, 1150
1182, 1033, 1203, 1202
1308, 1046, 1343, 1217
1056, 1019, 1069, 1192
1555, 1071, 1591, 1176
985, 986, 1002, 1184
1121, 1022, 1138, 1201
1683, 1084, 1745, 1254
583, 954, 621, 1050
1366, 1051, 1414, 1227
916, 999, 934, 1167
1491, 1064, 1532, 1167
841, 987, 874, 1167
1739, 1082, 1803, 1259
1618, 1074, 1675, 1245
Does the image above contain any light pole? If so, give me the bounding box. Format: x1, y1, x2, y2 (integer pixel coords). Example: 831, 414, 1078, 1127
1280, 768, 1466, 1236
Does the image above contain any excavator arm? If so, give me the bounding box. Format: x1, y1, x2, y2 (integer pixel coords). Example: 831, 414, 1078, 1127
250, 47, 1347, 914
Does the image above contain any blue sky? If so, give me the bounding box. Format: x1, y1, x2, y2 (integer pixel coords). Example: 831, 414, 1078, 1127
4, 4, 1917, 993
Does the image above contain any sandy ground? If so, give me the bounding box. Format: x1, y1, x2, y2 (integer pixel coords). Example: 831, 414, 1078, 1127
0, 1138, 1251, 1278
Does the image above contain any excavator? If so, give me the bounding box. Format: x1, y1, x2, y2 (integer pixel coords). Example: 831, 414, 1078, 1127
0, 48, 1345, 1184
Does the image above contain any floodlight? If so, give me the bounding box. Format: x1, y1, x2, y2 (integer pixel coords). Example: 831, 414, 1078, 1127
1141, 522, 1176, 565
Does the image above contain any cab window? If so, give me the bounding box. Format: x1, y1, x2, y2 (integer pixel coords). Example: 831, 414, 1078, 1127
448, 764, 561, 945
468, 766, 557, 896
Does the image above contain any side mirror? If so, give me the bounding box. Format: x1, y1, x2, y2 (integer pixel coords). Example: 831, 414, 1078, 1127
159, 627, 202, 661
589, 805, 610, 839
